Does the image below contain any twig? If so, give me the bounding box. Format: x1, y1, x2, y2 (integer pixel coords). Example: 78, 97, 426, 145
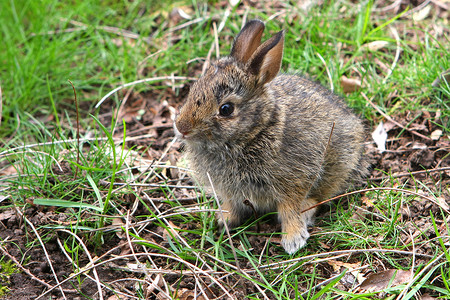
243, 199, 260, 232
201, 11, 230, 75
431, 0, 449, 10
168, 17, 208, 33
361, 92, 432, 141
369, 166, 450, 181
213, 21, 220, 59
373, 0, 402, 12
0, 150, 63, 172
123, 210, 172, 298
300, 186, 450, 214
316, 53, 334, 92
142, 191, 216, 299
95, 76, 196, 108
403, 0, 432, 17
259, 248, 434, 271
383, 26, 401, 83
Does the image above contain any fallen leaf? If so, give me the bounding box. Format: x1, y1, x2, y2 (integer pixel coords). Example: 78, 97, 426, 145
437, 196, 449, 211
411, 142, 427, 149
383, 120, 396, 132
421, 294, 437, 300
145, 274, 164, 296
112, 218, 126, 239
229, 0, 240, 6
360, 269, 412, 292
412, 4, 432, 21
372, 121, 388, 153
360, 41, 389, 51
430, 129, 443, 141
175, 288, 206, 300
361, 196, 374, 208
0, 209, 15, 221
163, 221, 181, 241
326, 260, 365, 284
341, 75, 361, 93
0, 164, 18, 176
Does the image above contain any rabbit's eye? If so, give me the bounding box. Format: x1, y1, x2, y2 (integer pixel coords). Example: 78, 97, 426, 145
219, 103, 234, 116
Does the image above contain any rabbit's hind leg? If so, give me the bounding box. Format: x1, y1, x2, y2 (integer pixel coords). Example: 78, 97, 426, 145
278, 197, 317, 255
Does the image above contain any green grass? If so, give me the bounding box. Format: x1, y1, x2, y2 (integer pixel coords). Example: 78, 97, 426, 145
0, 258, 18, 297
0, 0, 449, 299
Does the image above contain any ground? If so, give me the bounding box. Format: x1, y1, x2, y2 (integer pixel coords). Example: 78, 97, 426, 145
0, 84, 448, 299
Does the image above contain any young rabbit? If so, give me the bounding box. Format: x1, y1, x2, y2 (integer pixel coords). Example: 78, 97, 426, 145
175, 19, 368, 254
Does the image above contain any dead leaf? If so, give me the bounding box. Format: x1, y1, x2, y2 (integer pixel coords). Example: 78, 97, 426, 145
372, 121, 388, 152
326, 260, 365, 284
360, 41, 389, 51
0, 209, 15, 221
360, 269, 412, 292
341, 75, 361, 93
163, 221, 181, 241
0, 164, 18, 176
437, 196, 449, 211
112, 218, 126, 239
411, 142, 427, 149
421, 294, 437, 300
383, 120, 396, 132
229, 0, 240, 6
145, 274, 164, 296
174, 288, 206, 300
361, 196, 374, 208
412, 4, 432, 21
430, 129, 443, 141
0, 195, 9, 204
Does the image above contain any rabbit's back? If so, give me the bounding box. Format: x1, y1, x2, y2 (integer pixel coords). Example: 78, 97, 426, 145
268, 74, 367, 199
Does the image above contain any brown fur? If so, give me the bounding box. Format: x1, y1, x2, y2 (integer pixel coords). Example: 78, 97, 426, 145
175, 19, 368, 254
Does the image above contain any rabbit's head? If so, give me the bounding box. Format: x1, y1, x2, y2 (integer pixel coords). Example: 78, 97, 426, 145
175, 20, 284, 145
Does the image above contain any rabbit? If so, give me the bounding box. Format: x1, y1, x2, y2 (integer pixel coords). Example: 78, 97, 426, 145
174, 19, 368, 254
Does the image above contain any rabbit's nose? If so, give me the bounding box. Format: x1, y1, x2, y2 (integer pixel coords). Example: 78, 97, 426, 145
175, 118, 192, 138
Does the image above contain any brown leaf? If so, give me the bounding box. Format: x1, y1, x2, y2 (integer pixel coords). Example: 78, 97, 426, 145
360, 41, 389, 51
112, 218, 126, 239
163, 221, 181, 241
421, 293, 438, 300
360, 269, 412, 292
0, 209, 15, 221
361, 196, 374, 208
0, 164, 18, 176
430, 129, 443, 141
341, 75, 361, 93
326, 260, 365, 284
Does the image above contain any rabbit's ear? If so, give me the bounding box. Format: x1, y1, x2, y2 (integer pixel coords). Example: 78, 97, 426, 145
247, 30, 284, 85
230, 19, 265, 64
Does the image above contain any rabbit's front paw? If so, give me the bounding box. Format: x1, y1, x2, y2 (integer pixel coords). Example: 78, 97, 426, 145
281, 226, 310, 255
